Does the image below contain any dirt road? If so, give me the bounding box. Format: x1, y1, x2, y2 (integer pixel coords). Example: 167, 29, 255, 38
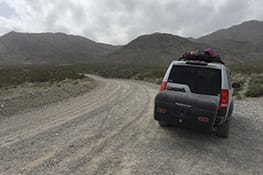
1, 76, 263, 175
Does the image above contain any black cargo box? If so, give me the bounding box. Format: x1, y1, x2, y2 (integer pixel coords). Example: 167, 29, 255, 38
154, 91, 219, 131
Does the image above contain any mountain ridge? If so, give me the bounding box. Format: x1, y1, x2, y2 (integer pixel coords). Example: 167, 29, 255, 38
0, 20, 263, 66
0, 31, 119, 65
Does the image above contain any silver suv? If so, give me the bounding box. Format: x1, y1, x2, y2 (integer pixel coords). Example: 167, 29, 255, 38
154, 60, 240, 137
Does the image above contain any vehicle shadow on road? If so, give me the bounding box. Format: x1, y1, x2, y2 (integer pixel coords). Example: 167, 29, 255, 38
159, 113, 263, 149
154, 113, 263, 169
150, 113, 263, 174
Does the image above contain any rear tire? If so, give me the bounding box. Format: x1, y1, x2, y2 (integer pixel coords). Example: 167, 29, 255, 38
158, 121, 169, 127
216, 119, 230, 138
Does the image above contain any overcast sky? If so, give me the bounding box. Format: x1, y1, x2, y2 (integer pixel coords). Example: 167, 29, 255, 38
0, 0, 262, 45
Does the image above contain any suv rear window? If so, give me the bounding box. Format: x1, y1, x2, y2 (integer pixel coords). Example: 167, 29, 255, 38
168, 65, 221, 96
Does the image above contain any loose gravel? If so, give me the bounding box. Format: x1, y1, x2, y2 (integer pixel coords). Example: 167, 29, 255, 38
0, 76, 262, 175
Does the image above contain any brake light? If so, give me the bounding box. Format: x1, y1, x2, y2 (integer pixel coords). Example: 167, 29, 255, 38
160, 82, 167, 92
219, 89, 229, 109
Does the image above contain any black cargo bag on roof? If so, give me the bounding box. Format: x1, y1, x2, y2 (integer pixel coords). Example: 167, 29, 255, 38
179, 50, 224, 64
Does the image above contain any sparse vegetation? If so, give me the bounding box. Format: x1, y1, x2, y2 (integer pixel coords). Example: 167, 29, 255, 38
245, 74, 263, 97
68, 64, 166, 84
0, 64, 165, 88
1, 64, 262, 98
231, 73, 247, 99
0, 65, 85, 88
229, 64, 263, 74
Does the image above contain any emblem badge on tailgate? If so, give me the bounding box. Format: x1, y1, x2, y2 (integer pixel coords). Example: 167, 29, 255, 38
175, 103, 192, 108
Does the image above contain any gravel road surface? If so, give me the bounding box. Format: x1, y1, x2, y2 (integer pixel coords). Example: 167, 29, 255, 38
0, 76, 263, 175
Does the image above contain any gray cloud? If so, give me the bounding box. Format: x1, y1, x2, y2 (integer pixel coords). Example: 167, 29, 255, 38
0, 0, 262, 44
0, 1, 15, 18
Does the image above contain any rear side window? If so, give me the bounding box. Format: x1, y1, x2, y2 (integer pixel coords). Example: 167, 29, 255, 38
168, 65, 221, 96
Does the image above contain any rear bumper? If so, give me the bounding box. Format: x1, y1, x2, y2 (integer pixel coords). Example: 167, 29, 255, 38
154, 113, 213, 132
154, 105, 217, 132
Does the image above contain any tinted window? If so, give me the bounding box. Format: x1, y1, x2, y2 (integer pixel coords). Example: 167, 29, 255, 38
168, 65, 221, 96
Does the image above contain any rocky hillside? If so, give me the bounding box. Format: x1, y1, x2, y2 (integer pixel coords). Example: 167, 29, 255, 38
0, 31, 119, 65
0, 20, 263, 66
196, 20, 263, 64
102, 33, 208, 66
198, 20, 263, 44
103, 20, 263, 66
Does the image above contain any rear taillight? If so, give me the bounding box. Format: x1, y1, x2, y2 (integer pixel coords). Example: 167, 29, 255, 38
219, 89, 229, 109
160, 82, 167, 92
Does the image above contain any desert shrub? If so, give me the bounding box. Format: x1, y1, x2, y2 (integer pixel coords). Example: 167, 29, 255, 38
2, 63, 261, 96
231, 72, 246, 97
68, 64, 166, 84
0, 65, 85, 88
229, 64, 263, 74
245, 75, 263, 97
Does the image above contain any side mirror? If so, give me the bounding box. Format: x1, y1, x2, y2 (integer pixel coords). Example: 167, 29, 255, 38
232, 82, 240, 89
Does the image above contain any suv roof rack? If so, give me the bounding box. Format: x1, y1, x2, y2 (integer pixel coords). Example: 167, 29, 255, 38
178, 50, 225, 65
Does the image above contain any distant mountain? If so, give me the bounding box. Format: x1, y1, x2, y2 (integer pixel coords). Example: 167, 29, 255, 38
0, 20, 263, 66
103, 20, 263, 66
196, 20, 263, 64
198, 20, 263, 44
102, 33, 208, 66
0, 31, 119, 65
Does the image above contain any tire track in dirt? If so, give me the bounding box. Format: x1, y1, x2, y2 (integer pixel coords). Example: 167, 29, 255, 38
0, 79, 134, 174
0, 77, 123, 147
17, 82, 144, 174
0, 78, 111, 134
1, 76, 263, 175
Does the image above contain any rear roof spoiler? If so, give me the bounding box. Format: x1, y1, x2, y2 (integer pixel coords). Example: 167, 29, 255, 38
185, 61, 208, 66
